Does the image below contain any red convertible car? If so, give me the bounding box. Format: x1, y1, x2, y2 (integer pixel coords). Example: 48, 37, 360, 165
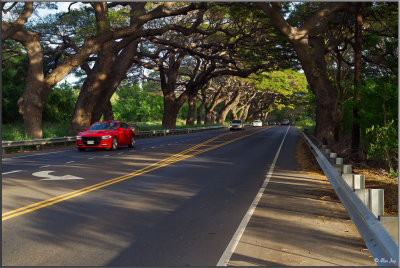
76, 121, 136, 151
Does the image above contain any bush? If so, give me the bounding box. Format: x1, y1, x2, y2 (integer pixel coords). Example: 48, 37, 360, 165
366, 120, 398, 177
294, 116, 315, 132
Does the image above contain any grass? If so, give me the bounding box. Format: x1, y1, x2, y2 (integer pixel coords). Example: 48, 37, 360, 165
2, 120, 225, 141
294, 117, 316, 133
2, 122, 70, 141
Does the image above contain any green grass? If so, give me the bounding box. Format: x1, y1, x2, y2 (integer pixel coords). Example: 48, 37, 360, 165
294, 117, 316, 133
2, 122, 71, 141
3, 120, 225, 141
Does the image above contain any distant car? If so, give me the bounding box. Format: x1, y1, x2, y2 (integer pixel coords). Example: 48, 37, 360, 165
268, 121, 277, 125
229, 120, 244, 131
76, 121, 136, 151
281, 119, 290, 126
252, 120, 262, 127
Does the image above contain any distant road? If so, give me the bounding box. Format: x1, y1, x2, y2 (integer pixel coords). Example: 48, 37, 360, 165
3, 125, 294, 266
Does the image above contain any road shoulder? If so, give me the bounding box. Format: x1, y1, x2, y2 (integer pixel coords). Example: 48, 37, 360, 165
227, 128, 376, 266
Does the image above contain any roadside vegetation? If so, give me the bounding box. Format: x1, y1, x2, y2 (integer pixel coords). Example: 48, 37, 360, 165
2, 2, 397, 179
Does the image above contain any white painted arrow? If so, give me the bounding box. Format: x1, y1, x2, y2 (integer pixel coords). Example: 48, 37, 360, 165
33, 171, 84, 181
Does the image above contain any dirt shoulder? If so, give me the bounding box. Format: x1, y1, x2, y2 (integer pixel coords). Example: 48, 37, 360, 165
296, 135, 398, 215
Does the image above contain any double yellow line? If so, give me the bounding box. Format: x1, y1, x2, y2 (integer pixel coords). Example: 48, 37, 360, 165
2, 128, 267, 221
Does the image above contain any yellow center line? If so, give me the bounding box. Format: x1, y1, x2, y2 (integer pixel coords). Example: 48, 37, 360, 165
2, 127, 268, 221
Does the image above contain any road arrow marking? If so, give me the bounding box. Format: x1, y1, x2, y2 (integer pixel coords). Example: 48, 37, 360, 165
33, 171, 84, 181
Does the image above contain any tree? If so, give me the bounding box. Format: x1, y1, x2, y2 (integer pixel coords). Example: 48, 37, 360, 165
2, 2, 209, 137
257, 2, 349, 145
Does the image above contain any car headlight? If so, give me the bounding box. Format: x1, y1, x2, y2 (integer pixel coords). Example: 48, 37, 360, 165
77, 136, 82, 140
101, 135, 112, 139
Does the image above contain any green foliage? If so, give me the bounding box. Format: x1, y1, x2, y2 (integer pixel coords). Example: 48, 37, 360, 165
365, 120, 398, 173
252, 69, 308, 96
2, 41, 28, 123
43, 82, 79, 122
113, 83, 164, 122
294, 116, 316, 132
2, 121, 70, 141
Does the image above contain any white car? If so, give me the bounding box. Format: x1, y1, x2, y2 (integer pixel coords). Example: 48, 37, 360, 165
252, 120, 262, 127
229, 120, 244, 131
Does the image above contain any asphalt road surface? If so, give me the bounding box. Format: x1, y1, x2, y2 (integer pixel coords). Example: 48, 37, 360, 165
3, 125, 295, 266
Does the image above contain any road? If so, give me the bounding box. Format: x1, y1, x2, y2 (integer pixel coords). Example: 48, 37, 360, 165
2, 126, 372, 266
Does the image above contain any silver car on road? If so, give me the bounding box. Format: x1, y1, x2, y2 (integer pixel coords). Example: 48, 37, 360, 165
229, 120, 244, 131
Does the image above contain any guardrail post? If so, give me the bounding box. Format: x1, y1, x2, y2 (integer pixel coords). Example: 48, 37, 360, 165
342, 174, 354, 188
343, 164, 352, 174
36, 145, 40, 151
343, 174, 365, 190
335, 157, 343, 173
355, 188, 384, 218
324, 148, 331, 157
329, 153, 337, 165
20, 146, 24, 153
353, 174, 365, 189
369, 189, 384, 218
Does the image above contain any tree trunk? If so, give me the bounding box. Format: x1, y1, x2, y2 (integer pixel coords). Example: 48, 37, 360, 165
218, 91, 242, 125
162, 94, 181, 129
196, 88, 207, 124
16, 33, 48, 138
186, 92, 197, 125
351, 3, 363, 154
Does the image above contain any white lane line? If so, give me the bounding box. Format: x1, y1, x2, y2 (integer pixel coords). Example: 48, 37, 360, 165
88, 157, 95, 160
2, 170, 23, 175
118, 152, 123, 155
3, 149, 74, 160
104, 155, 110, 157
217, 126, 291, 266
66, 161, 75, 164
40, 165, 51, 168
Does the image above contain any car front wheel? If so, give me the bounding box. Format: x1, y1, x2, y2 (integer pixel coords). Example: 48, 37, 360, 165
128, 135, 135, 148
111, 137, 118, 150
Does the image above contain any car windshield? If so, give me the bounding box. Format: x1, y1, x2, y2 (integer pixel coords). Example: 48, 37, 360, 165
232, 120, 242, 123
89, 122, 117, 130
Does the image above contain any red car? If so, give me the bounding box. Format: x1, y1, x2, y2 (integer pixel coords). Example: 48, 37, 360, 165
76, 121, 136, 151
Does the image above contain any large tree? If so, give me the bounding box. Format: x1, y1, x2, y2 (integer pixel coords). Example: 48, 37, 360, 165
257, 2, 349, 145
2, 2, 208, 137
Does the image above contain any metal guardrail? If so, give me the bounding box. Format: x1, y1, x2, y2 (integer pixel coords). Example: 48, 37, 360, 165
302, 132, 398, 266
2, 125, 228, 152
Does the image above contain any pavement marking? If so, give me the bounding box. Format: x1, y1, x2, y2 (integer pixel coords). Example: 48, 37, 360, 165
66, 161, 75, 164
39, 165, 51, 168
2, 128, 269, 221
88, 157, 95, 160
3, 149, 74, 160
2, 170, 23, 175
118, 152, 123, 155
217, 126, 291, 266
33, 171, 85, 181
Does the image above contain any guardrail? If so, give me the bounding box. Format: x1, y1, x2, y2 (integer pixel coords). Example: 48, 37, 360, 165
302, 132, 398, 266
2, 125, 228, 153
